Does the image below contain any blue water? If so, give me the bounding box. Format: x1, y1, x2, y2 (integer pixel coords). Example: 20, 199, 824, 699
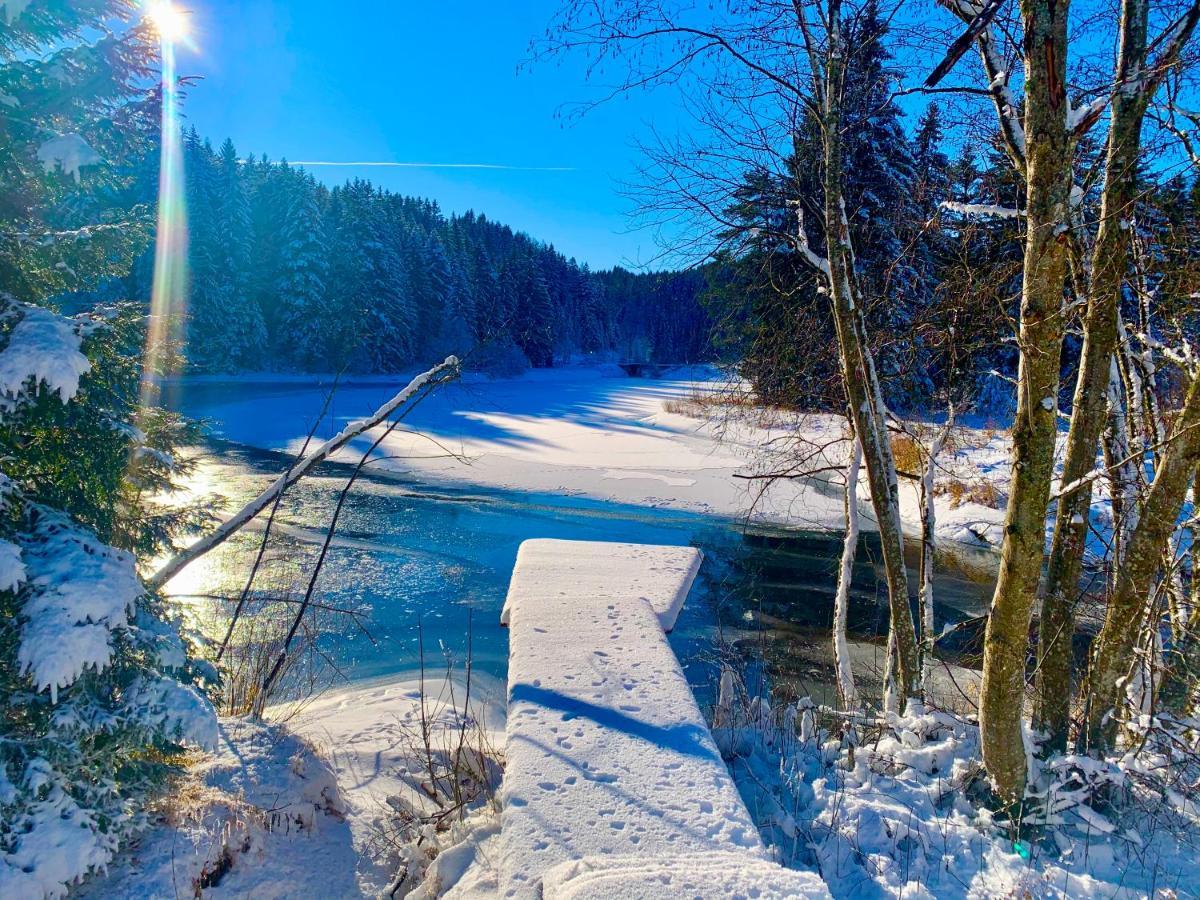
170, 380, 991, 706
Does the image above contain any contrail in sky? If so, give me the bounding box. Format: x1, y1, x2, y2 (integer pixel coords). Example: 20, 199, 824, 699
290, 160, 575, 171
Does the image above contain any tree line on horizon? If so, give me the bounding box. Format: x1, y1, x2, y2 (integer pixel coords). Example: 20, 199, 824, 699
136, 133, 713, 375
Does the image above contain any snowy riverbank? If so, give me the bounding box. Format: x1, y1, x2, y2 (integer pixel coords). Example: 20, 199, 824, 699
81, 368, 1172, 898
174, 365, 1028, 556
80, 674, 506, 898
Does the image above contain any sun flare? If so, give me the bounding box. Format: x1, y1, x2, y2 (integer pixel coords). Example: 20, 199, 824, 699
146, 1, 190, 43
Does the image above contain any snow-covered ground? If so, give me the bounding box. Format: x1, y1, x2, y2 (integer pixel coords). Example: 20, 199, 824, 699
721, 695, 1200, 899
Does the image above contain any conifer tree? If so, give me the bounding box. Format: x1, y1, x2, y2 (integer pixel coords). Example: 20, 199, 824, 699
0, 5, 215, 892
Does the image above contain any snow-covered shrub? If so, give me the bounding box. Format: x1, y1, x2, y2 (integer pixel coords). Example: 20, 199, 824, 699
973, 369, 1017, 423
713, 674, 1200, 898
467, 337, 530, 378
375, 657, 503, 897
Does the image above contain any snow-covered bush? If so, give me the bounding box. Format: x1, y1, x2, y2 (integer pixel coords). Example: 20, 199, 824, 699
372, 652, 503, 897
973, 369, 1017, 423
714, 669, 1200, 898
467, 337, 531, 378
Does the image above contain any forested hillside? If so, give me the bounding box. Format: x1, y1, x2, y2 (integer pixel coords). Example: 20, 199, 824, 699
137, 133, 712, 374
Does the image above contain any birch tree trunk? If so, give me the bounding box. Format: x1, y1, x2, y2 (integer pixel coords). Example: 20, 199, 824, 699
834, 427, 862, 709
920, 415, 953, 696
1104, 352, 1142, 564
819, 0, 919, 705
1083, 372, 1200, 747
979, 0, 1073, 804
1036, 0, 1152, 753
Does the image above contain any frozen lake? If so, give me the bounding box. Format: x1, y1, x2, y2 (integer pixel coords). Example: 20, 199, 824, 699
164, 371, 992, 705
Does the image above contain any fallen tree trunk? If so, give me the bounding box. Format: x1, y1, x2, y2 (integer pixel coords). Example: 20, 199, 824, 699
146, 356, 460, 592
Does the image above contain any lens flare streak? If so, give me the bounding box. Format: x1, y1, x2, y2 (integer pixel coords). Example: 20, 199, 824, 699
140, 27, 188, 406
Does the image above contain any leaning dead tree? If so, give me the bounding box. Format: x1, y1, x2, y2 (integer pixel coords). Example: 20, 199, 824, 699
541, 0, 921, 705
148, 356, 460, 591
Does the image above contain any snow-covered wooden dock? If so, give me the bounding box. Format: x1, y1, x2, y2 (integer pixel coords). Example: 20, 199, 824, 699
498, 539, 829, 898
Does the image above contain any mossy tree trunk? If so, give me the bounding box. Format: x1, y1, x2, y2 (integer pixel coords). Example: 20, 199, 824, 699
978, 0, 1073, 805
1037, 0, 1152, 755
1083, 373, 1200, 747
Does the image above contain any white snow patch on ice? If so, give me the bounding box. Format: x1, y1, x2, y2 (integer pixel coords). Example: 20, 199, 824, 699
602, 468, 697, 487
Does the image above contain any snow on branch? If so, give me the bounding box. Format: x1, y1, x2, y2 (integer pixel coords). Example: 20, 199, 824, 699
0, 760, 118, 899
146, 355, 461, 591
1069, 95, 1110, 137
0, 539, 25, 593
941, 200, 1022, 219
787, 202, 831, 278
36, 134, 102, 183
937, 0, 1027, 169
0, 305, 91, 418
123, 676, 218, 749
17, 508, 142, 703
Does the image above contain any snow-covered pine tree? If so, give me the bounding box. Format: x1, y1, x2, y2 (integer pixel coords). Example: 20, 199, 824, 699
512, 248, 555, 367
327, 181, 414, 372
709, 3, 929, 412
913, 104, 951, 204
272, 167, 330, 370
0, 4, 217, 895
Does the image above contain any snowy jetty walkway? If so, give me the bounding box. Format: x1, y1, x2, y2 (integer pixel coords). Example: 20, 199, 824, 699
498, 539, 829, 898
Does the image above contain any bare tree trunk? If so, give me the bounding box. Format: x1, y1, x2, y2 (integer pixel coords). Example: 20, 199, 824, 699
147, 357, 460, 591
1036, 0, 1153, 753
818, 0, 919, 705
1105, 352, 1142, 562
920, 414, 953, 695
834, 426, 861, 709
979, 0, 1073, 804
1083, 372, 1200, 747
1192, 467, 1200, 615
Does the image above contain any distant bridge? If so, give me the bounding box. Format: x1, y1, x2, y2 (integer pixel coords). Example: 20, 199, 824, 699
617, 362, 688, 378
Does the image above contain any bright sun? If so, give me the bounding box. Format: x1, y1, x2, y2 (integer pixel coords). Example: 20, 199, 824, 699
147, 1, 190, 42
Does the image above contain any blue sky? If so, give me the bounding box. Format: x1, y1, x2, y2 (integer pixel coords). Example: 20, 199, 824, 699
171, 1, 682, 270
